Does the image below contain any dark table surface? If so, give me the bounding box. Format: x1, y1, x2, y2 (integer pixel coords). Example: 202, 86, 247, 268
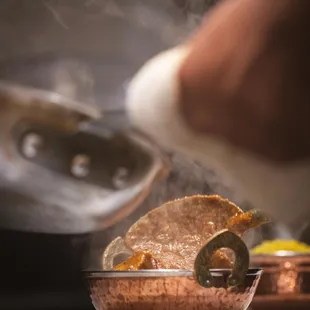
0, 229, 94, 310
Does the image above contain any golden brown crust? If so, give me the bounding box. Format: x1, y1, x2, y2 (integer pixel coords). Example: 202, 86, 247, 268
227, 209, 270, 235
113, 251, 161, 271
125, 195, 243, 270
114, 195, 267, 270
210, 250, 233, 269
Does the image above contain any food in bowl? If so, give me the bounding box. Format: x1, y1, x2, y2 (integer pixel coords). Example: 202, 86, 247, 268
88, 195, 268, 310
103, 195, 270, 271
251, 239, 310, 254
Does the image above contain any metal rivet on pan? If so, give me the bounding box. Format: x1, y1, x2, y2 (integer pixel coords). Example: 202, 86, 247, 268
71, 154, 91, 178
112, 167, 129, 189
21, 132, 44, 159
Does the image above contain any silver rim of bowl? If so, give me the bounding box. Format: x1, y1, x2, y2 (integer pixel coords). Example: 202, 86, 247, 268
85, 268, 263, 278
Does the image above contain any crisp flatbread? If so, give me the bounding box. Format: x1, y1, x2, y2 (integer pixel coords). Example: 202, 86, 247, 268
124, 195, 243, 269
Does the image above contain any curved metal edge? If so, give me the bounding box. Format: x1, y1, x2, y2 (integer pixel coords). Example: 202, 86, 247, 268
0, 98, 169, 234
91, 129, 171, 231
84, 268, 263, 279
251, 251, 310, 258
102, 237, 133, 270
194, 229, 250, 288
0, 81, 102, 120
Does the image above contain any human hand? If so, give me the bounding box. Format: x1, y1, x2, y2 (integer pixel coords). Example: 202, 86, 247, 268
125, 0, 310, 228
179, 0, 310, 162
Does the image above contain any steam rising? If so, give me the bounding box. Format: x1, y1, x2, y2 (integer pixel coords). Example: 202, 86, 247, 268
0, 0, 217, 109
42, 0, 211, 103
42, 0, 210, 45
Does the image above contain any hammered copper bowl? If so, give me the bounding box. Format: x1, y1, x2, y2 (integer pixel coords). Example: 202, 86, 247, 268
86, 269, 262, 310
251, 252, 310, 310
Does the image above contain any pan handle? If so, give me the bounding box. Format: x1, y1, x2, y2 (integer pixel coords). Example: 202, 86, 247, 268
194, 229, 249, 288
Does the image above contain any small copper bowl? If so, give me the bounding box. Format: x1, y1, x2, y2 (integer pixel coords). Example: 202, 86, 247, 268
86, 269, 262, 310
251, 252, 310, 310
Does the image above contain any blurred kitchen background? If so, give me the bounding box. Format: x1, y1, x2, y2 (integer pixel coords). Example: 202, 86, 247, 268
1, 0, 310, 272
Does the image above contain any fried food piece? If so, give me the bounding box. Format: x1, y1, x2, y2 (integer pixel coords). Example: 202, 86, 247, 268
113, 251, 161, 271
125, 195, 243, 270
210, 250, 233, 268
227, 209, 270, 235
105, 195, 269, 271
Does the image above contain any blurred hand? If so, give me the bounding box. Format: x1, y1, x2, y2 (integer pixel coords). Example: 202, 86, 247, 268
179, 0, 310, 162
126, 0, 310, 226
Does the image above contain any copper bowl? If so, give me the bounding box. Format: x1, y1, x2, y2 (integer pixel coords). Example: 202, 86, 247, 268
251, 252, 310, 310
86, 269, 262, 310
